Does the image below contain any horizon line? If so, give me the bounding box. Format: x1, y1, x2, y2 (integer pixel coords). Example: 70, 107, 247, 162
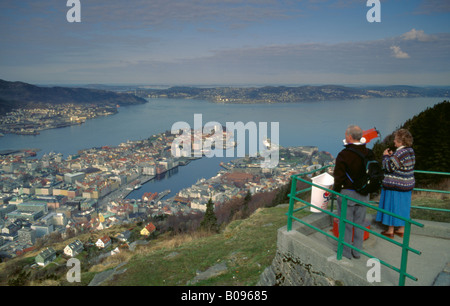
17, 82, 450, 89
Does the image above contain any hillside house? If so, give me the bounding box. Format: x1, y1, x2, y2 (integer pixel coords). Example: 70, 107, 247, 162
96, 236, 111, 249
35, 247, 56, 267
116, 230, 131, 242
64, 239, 84, 257
140, 222, 156, 236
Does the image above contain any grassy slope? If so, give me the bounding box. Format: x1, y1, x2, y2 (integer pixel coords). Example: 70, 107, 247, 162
98, 197, 449, 286
1, 194, 447, 286
98, 204, 306, 286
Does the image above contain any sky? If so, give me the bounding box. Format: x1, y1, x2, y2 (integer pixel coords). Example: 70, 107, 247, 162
0, 0, 449, 86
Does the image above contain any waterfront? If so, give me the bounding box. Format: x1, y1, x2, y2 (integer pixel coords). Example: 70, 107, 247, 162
0, 96, 445, 198
125, 154, 234, 200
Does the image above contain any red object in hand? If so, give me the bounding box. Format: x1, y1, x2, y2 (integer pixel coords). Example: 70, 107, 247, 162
362, 128, 380, 143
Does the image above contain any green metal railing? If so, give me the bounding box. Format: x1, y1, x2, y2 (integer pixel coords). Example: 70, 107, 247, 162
286, 165, 450, 286
411, 170, 450, 213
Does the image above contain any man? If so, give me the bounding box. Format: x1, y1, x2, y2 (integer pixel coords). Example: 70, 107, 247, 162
333, 125, 372, 259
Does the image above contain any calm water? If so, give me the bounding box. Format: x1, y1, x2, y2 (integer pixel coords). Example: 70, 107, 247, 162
0, 97, 444, 199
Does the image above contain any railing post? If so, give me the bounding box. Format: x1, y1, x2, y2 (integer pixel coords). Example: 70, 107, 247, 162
330, 194, 336, 214
399, 222, 412, 286
287, 176, 297, 232
336, 197, 347, 261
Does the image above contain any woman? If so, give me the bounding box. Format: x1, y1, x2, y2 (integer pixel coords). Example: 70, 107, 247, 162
376, 129, 415, 238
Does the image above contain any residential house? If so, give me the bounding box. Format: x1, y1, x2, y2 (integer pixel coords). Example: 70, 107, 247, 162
140, 222, 156, 236
116, 230, 131, 242
35, 247, 56, 267
96, 236, 111, 249
64, 239, 84, 257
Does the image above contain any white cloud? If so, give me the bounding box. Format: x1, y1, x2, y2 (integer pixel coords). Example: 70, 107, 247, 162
390, 46, 410, 59
401, 29, 435, 42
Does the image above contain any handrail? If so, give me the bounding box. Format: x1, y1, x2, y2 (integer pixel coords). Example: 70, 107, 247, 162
411, 170, 450, 213
286, 165, 431, 286
414, 170, 450, 176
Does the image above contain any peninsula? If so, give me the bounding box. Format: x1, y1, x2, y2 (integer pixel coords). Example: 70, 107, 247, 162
0, 79, 147, 135
138, 85, 450, 104
0, 79, 146, 115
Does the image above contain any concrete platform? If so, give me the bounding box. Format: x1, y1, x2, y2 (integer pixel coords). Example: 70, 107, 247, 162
276, 212, 450, 286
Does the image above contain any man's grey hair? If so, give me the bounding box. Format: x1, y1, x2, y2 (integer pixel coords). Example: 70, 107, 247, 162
346, 125, 363, 141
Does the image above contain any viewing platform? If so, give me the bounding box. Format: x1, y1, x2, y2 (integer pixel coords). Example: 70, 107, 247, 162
259, 166, 450, 286
260, 212, 450, 286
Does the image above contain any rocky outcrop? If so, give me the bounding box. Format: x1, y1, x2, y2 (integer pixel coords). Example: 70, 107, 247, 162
258, 251, 338, 286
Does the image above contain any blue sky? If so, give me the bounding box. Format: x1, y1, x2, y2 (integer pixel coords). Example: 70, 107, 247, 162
0, 0, 449, 86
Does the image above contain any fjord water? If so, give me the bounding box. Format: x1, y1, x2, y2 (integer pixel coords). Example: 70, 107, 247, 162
0, 97, 443, 198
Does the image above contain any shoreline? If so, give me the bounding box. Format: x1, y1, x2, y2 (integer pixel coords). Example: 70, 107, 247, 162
97, 175, 155, 207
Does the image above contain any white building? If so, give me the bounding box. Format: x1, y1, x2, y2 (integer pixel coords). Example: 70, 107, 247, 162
64, 239, 84, 257
96, 236, 112, 249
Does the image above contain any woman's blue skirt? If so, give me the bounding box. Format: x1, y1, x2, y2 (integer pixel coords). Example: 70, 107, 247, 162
376, 188, 412, 227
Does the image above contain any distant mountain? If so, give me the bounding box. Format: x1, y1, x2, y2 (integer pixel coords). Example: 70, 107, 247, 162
0, 79, 146, 114
142, 84, 450, 103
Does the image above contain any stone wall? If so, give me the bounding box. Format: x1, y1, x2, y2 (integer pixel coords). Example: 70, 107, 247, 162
258, 213, 450, 286
257, 213, 379, 286
258, 250, 339, 286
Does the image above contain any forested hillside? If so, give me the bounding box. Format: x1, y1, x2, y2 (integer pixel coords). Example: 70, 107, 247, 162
0, 79, 146, 115
373, 100, 450, 185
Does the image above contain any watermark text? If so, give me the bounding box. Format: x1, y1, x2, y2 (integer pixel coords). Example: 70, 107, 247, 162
366, 0, 381, 23
171, 114, 279, 169
366, 258, 381, 283
66, 258, 81, 283
66, 0, 81, 23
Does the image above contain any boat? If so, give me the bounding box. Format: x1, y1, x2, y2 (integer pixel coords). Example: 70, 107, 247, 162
134, 184, 142, 190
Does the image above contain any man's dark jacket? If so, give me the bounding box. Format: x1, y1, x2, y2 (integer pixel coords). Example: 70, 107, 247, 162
333, 144, 374, 193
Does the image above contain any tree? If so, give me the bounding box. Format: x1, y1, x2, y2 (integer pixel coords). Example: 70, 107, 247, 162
242, 190, 252, 218
271, 180, 292, 207
200, 198, 219, 233
373, 100, 450, 186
